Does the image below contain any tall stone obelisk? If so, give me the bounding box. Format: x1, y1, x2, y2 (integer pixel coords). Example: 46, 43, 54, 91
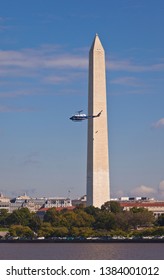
87, 34, 110, 208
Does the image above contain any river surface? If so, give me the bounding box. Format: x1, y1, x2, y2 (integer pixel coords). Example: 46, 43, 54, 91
0, 243, 164, 260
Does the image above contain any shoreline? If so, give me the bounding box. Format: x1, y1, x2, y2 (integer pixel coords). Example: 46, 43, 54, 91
0, 239, 164, 243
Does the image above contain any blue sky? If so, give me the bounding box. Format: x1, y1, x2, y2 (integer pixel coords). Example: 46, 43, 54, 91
0, 0, 164, 200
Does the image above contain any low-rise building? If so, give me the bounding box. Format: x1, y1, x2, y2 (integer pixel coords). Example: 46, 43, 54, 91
8, 195, 72, 213
44, 197, 72, 208
119, 200, 164, 217
37, 206, 75, 220
72, 195, 87, 207
0, 193, 10, 212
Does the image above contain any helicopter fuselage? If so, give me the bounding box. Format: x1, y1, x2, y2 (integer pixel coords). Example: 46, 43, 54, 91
70, 110, 102, 121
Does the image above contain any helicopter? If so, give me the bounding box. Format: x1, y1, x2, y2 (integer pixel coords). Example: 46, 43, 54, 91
70, 110, 103, 121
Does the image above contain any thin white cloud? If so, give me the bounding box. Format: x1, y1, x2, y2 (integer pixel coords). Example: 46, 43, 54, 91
158, 181, 164, 200
111, 189, 124, 198
0, 47, 88, 95
130, 185, 156, 197
110, 76, 142, 87
43, 75, 69, 84
0, 89, 40, 98
112, 181, 164, 200
0, 48, 88, 69
0, 45, 164, 101
44, 56, 88, 69
107, 58, 164, 72
0, 105, 36, 113
0, 17, 9, 31
44, 71, 85, 84
152, 118, 164, 128
0, 25, 7, 31
0, 46, 164, 75
159, 181, 164, 193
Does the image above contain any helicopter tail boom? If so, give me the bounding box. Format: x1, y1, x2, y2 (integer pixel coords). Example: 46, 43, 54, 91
96, 110, 103, 117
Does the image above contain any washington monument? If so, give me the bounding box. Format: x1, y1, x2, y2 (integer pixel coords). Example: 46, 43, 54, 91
87, 34, 110, 208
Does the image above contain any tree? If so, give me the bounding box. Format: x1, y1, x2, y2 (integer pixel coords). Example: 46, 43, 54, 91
84, 206, 101, 217
52, 227, 69, 237
101, 201, 123, 213
130, 207, 145, 213
156, 214, 164, 226
74, 209, 95, 227
70, 227, 94, 238
37, 222, 54, 238
129, 208, 155, 229
44, 208, 61, 226
6, 208, 32, 226
0, 209, 9, 227
60, 211, 78, 229
115, 211, 132, 231
93, 212, 116, 230
9, 225, 34, 238
152, 227, 164, 236
29, 214, 42, 232
110, 229, 128, 237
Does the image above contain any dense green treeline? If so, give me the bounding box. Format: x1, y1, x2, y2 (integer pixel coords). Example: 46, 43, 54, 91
0, 201, 164, 239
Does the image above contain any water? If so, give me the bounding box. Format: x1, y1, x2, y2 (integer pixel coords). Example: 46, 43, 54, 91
0, 243, 164, 260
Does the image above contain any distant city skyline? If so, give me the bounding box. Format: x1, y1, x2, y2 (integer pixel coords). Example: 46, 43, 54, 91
0, 0, 164, 200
